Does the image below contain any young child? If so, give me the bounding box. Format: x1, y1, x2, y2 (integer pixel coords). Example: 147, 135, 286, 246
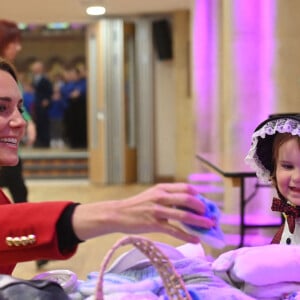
245, 114, 300, 245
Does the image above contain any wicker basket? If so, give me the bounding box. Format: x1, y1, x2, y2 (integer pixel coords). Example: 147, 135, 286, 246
95, 235, 192, 300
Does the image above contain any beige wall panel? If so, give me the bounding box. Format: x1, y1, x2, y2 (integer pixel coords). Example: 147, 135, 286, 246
276, 0, 300, 113
87, 22, 106, 184
173, 10, 195, 181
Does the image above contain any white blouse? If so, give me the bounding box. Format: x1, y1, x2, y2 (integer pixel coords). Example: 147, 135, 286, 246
280, 218, 300, 245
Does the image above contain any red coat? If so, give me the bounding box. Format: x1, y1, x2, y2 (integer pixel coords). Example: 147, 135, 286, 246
0, 189, 77, 274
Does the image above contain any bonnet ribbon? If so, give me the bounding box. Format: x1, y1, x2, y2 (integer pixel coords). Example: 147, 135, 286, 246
271, 197, 300, 234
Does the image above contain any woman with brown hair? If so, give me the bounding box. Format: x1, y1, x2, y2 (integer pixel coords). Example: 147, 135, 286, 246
0, 20, 36, 204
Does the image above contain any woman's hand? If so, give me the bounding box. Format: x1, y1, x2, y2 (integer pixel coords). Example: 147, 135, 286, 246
72, 183, 215, 243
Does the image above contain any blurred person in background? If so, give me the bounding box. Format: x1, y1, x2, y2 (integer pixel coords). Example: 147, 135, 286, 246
19, 73, 35, 117
49, 82, 66, 149
30, 60, 53, 148
62, 65, 87, 148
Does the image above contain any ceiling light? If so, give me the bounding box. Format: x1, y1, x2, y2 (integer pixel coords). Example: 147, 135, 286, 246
86, 5, 106, 15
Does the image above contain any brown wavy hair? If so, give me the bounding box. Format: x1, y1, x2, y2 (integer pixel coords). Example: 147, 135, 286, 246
0, 57, 18, 82
0, 20, 21, 56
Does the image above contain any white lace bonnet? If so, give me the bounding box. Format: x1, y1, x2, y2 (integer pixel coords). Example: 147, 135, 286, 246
245, 114, 300, 183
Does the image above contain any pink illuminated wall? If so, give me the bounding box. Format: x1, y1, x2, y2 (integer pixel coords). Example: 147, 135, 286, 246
192, 0, 278, 227
232, 0, 277, 156
193, 0, 277, 156
193, 0, 218, 154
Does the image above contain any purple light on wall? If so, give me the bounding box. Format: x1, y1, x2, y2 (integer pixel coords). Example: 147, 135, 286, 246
192, 0, 277, 224
233, 0, 276, 155
192, 0, 276, 154
233, 0, 277, 216
259, 0, 277, 119
193, 0, 209, 98
192, 0, 214, 153
233, 0, 261, 154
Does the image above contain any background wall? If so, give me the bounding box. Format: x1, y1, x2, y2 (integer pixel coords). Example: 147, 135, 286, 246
14, 12, 193, 183
276, 0, 300, 112
155, 10, 193, 182
15, 28, 86, 75
9, 0, 300, 189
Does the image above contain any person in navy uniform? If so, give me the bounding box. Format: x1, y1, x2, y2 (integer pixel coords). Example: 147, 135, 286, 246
30, 60, 53, 148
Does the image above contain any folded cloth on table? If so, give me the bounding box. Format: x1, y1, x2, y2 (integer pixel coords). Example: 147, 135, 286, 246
33, 269, 78, 295
77, 247, 255, 300
107, 241, 185, 274
212, 244, 300, 286
77, 242, 208, 299
107, 241, 206, 275
243, 282, 300, 299
103, 258, 255, 300
35, 241, 259, 299
284, 291, 300, 300
212, 244, 300, 299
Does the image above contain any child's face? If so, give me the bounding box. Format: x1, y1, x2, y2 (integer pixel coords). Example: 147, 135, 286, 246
276, 138, 300, 205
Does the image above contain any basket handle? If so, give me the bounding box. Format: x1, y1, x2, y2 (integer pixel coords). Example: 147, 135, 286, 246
94, 235, 191, 300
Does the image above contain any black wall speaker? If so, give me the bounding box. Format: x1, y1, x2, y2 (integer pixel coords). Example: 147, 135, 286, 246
152, 19, 173, 60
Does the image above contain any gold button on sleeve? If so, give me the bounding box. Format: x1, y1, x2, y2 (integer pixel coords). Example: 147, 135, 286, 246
6, 237, 13, 247
13, 237, 21, 246
28, 234, 36, 244
21, 236, 29, 246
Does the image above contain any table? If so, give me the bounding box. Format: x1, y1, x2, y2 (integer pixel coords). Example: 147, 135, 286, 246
196, 153, 282, 247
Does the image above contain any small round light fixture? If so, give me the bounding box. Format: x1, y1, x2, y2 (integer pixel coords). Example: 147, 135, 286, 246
86, 5, 106, 15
